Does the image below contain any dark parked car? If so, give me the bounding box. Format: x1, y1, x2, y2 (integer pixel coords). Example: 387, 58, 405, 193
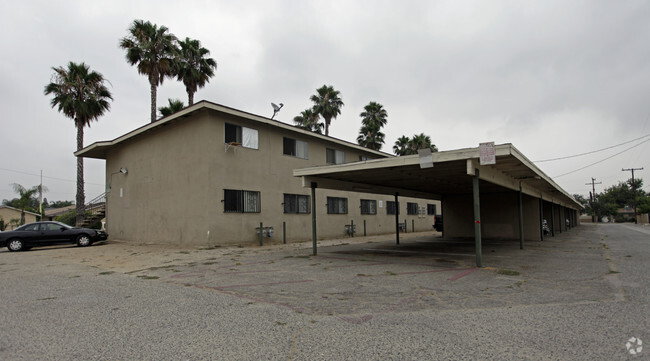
0, 221, 108, 252
433, 215, 443, 232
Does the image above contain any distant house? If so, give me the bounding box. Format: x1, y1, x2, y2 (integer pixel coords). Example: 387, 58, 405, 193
44, 205, 76, 221
76, 101, 440, 246
0, 205, 40, 230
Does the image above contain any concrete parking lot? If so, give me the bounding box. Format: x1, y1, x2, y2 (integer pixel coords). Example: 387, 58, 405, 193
0, 223, 648, 360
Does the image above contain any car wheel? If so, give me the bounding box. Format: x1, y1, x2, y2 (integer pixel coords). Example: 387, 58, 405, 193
76, 234, 91, 247
7, 239, 25, 252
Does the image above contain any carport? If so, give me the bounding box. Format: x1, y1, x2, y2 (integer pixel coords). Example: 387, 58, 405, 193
294, 143, 582, 267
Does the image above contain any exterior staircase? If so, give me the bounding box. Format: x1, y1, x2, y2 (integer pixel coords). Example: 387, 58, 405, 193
79, 193, 106, 228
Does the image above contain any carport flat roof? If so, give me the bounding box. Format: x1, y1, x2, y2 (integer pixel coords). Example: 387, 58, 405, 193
294, 143, 580, 209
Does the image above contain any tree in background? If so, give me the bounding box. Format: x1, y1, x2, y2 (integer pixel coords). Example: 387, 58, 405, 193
293, 108, 324, 133
9, 184, 42, 225
159, 98, 185, 118
44, 62, 112, 226
393, 133, 438, 155
120, 20, 178, 123
310, 85, 344, 136
175, 37, 217, 106
357, 102, 387, 151
583, 178, 649, 222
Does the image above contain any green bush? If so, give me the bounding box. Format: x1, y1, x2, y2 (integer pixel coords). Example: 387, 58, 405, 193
54, 210, 102, 229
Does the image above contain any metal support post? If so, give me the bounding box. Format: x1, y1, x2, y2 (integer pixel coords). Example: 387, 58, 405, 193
539, 197, 544, 241
518, 183, 524, 250
283, 221, 286, 244
473, 169, 482, 268
259, 222, 264, 246
363, 220, 367, 236
311, 182, 317, 255
350, 220, 354, 237
551, 204, 555, 237
394, 193, 400, 245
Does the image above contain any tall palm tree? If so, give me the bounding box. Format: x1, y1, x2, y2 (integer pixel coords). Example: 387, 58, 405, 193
357, 123, 385, 151
175, 37, 217, 106
293, 108, 324, 133
360, 101, 387, 128
158, 98, 185, 118
120, 20, 178, 123
310, 85, 344, 136
393, 135, 411, 156
44, 62, 112, 226
358, 101, 388, 151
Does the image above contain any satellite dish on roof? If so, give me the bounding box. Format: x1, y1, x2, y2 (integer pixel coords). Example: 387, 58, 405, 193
271, 102, 284, 119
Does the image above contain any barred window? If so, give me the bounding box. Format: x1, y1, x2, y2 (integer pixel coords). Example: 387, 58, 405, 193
327, 197, 348, 214
407, 202, 418, 215
386, 201, 397, 215
284, 194, 310, 214
427, 204, 437, 215
224, 189, 261, 213
360, 199, 377, 215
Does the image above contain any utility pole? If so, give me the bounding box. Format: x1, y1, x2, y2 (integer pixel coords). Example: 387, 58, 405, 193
586, 178, 601, 223
622, 167, 644, 224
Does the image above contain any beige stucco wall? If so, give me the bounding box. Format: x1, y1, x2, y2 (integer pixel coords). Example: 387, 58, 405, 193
104, 109, 440, 246
0, 207, 39, 230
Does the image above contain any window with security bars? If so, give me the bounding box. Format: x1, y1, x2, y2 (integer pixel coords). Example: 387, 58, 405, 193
223, 189, 261, 213
283, 194, 310, 214
427, 204, 436, 215
327, 197, 348, 214
386, 201, 397, 215
360, 199, 377, 215
407, 202, 418, 215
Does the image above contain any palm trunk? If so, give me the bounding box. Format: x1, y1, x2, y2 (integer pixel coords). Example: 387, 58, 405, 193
188, 91, 194, 106
151, 82, 157, 122
75, 123, 85, 226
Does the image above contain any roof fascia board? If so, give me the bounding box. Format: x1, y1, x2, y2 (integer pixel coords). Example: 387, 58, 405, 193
301, 176, 441, 200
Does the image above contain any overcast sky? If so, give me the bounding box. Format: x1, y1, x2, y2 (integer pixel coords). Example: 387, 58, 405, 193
1, 0, 649, 205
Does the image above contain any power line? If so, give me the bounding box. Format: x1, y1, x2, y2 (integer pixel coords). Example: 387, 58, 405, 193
0, 167, 104, 186
553, 139, 650, 178
535, 133, 650, 162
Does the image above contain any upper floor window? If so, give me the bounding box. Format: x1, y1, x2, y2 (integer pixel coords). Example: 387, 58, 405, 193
327, 196, 348, 214
326, 148, 345, 164
225, 123, 258, 149
283, 137, 308, 159
224, 189, 261, 213
359, 155, 368, 161
360, 199, 377, 215
284, 194, 310, 214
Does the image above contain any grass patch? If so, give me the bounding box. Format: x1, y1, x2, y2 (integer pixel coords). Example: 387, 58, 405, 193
203, 262, 218, 265
386, 271, 398, 276
497, 269, 520, 276
608, 270, 620, 274
98, 271, 115, 275
137, 275, 159, 280
625, 255, 632, 258
179, 251, 191, 254
37, 297, 57, 301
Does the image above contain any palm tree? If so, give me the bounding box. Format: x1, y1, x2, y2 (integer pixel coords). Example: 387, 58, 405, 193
44, 62, 112, 226
409, 133, 438, 153
11, 184, 42, 225
175, 37, 217, 106
360, 101, 387, 128
293, 108, 324, 133
357, 123, 385, 151
393, 135, 411, 156
310, 85, 344, 136
393, 134, 438, 155
358, 102, 388, 151
120, 20, 178, 123
159, 98, 185, 118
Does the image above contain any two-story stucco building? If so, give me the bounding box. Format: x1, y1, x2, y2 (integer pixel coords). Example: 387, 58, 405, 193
76, 101, 439, 246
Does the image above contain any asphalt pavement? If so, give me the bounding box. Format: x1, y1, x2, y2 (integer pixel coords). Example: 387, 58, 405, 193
0, 223, 648, 360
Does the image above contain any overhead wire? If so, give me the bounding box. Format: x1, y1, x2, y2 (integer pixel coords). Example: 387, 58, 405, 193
534, 133, 650, 162
552, 139, 650, 178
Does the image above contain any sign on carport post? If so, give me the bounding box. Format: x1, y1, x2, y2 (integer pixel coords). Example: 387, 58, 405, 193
479, 142, 496, 165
